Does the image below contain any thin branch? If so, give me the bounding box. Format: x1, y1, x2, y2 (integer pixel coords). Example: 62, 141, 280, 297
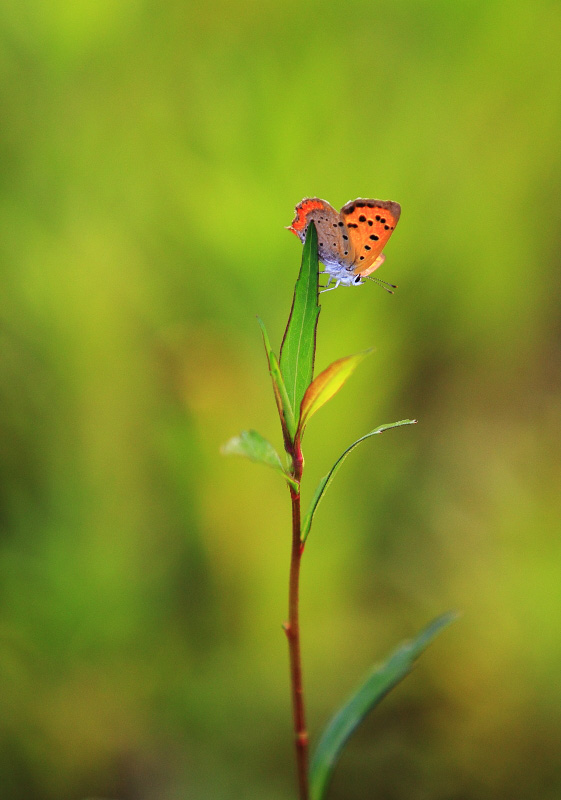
285, 456, 309, 800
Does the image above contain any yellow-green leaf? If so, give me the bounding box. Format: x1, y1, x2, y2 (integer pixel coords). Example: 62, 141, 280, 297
297, 350, 372, 438
257, 316, 296, 442
280, 221, 321, 420
309, 612, 457, 800
301, 420, 417, 542
221, 430, 299, 490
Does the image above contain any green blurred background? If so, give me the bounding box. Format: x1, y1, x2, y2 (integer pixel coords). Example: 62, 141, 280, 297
1, 1, 561, 798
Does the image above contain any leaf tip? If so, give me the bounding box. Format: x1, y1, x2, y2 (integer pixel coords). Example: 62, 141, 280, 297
415, 610, 459, 646
220, 435, 239, 456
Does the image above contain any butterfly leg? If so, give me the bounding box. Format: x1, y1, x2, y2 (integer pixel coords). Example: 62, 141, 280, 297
319, 280, 341, 294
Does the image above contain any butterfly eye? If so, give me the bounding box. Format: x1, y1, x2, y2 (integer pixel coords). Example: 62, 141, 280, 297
354, 276, 362, 285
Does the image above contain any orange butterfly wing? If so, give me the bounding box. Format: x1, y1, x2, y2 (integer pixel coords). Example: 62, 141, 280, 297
340, 199, 401, 276
288, 198, 337, 236
288, 198, 356, 268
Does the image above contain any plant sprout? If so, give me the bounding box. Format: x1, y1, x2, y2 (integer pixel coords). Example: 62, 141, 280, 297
222, 220, 455, 800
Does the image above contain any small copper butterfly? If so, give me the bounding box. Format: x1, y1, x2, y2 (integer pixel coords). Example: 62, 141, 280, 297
288, 197, 401, 292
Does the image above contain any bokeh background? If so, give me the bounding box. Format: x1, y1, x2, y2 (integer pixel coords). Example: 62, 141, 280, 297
1, 1, 561, 798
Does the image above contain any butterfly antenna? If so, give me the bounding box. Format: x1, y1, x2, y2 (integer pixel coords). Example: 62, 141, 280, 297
365, 276, 398, 294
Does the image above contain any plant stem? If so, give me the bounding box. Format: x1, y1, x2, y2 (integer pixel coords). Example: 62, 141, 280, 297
286, 474, 309, 800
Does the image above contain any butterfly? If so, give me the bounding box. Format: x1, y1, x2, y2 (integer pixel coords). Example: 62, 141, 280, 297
287, 197, 401, 292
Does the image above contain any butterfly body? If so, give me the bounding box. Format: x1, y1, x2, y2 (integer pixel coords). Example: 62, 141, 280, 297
288, 197, 400, 290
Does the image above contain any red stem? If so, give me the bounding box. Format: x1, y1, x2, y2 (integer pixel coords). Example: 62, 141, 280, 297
285, 450, 309, 800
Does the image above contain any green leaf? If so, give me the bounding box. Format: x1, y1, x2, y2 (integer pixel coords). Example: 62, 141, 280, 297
280, 221, 321, 422
257, 316, 296, 442
221, 430, 299, 490
297, 350, 372, 438
309, 612, 457, 800
302, 420, 417, 542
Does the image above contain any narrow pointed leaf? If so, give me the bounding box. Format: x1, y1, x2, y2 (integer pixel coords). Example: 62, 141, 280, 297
302, 420, 416, 542
297, 350, 372, 438
257, 316, 296, 442
280, 221, 320, 421
221, 430, 298, 490
310, 612, 457, 800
